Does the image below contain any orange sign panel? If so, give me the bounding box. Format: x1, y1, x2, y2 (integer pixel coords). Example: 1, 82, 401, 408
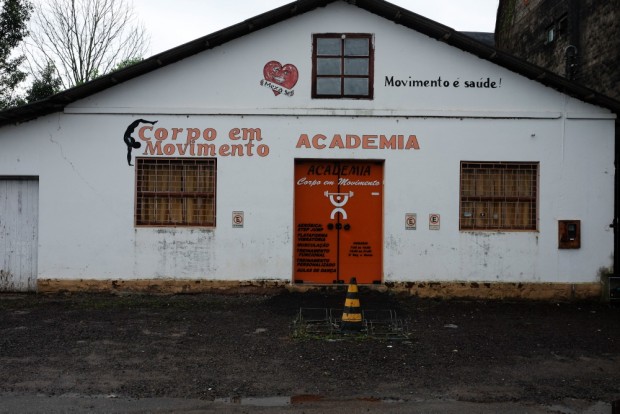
294, 159, 383, 284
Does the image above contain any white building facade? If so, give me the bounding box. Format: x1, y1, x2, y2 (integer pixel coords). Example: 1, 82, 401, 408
0, 1, 617, 298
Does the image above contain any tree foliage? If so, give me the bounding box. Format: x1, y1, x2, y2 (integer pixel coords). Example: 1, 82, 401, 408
25, 60, 61, 102
113, 56, 143, 71
25, 0, 148, 89
0, 0, 32, 109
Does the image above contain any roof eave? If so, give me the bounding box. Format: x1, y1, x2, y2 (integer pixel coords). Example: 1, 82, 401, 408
0, 0, 618, 127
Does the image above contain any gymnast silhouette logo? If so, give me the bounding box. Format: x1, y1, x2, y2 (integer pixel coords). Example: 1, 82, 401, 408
123, 119, 157, 166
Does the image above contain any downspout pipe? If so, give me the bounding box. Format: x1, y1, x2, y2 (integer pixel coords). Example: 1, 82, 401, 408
615, 118, 620, 276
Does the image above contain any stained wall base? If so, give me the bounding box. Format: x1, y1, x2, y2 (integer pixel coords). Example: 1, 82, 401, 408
36, 279, 603, 301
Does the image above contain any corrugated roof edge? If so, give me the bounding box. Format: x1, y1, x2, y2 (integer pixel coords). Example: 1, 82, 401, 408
461, 32, 494, 47
0, 0, 618, 127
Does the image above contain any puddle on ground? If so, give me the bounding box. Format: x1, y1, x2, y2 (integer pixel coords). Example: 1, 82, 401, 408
214, 396, 292, 407
214, 395, 404, 407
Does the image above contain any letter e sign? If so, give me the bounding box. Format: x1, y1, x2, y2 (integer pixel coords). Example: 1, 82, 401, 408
405, 213, 417, 230
429, 213, 440, 230
232, 211, 244, 228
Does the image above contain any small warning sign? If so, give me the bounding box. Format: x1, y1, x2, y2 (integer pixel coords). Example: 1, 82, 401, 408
429, 213, 440, 230
405, 213, 417, 230
232, 211, 244, 228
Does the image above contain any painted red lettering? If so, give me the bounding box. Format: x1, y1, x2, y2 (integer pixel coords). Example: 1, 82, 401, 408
229, 128, 241, 140
346, 134, 361, 148
296, 134, 311, 149
138, 126, 153, 141
312, 134, 326, 149
203, 128, 217, 141
362, 135, 377, 149
405, 135, 420, 150
187, 128, 200, 142
257, 144, 269, 157
172, 128, 183, 140
329, 135, 344, 149
143, 140, 162, 155
154, 128, 168, 141
163, 143, 175, 155
219, 144, 230, 156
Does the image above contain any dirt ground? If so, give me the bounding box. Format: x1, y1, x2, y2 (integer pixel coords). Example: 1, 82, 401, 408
1, 289, 619, 413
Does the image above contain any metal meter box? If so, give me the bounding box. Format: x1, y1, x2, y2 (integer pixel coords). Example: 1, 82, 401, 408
558, 220, 581, 249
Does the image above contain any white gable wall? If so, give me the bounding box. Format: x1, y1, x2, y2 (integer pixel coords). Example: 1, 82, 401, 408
69, 2, 604, 117
0, 1, 615, 289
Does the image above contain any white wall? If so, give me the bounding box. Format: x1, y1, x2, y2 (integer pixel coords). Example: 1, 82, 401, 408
0, 1, 615, 284
69, 2, 595, 117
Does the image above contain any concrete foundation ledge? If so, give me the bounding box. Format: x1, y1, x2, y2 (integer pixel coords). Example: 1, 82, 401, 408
384, 281, 602, 301
37, 279, 290, 295
36, 279, 603, 301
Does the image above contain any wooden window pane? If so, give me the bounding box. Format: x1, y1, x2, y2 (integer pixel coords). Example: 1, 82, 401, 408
344, 78, 368, 95
344, 58, 368, 75
461, 201, 475, 228
317, 78, 341, 95
460, 161, 538, 231
317, 58, 341, 75
344, 38, 369, 56
317, 38, 340, 55
135, 158, 216, 227
313, 33, 373, 99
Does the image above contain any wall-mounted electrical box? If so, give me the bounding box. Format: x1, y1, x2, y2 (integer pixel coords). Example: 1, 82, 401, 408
558, 220, 581, 249
609, 276, 620, 303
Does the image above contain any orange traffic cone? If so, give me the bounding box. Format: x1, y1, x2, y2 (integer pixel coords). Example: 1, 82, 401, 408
341, 277, 363, 333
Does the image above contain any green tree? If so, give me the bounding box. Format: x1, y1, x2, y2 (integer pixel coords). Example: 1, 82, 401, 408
25, 60, 61, 102
113, 56, 143, 71
0, 0, 32, 109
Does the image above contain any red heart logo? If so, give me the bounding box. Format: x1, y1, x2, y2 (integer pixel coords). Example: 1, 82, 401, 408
263, 61, 299, 95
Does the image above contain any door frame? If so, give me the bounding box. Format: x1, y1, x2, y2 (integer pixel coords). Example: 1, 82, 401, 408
292, 158, 384, 284
0, 176, 39, 292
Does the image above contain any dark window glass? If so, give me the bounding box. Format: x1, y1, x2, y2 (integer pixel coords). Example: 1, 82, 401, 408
312, 33, 373, 99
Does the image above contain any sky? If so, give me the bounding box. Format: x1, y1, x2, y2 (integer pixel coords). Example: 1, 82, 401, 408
132, 0, 499, 57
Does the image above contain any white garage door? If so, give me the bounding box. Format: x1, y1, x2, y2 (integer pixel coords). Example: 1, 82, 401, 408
0, 178, 39, 292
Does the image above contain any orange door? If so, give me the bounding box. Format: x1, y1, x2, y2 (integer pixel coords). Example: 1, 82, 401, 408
294, 159, 383, 284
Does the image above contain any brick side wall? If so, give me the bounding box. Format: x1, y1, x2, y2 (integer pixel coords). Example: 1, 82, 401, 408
578, 0, 620, 99
496, 0, 620, 100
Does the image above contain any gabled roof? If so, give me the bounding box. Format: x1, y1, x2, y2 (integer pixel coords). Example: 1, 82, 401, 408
461, 32, 494, 47
1, 0, 619, 127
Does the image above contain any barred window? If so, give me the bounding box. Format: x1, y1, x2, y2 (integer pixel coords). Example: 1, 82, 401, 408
460, 162, 538, 231
135, 158, 216, 227
312, 33, 374, 99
